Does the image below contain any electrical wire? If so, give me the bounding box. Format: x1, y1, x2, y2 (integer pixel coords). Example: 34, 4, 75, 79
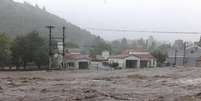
86, 27, 201, 35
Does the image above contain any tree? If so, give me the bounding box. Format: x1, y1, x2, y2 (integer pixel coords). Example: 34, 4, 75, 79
198, 36, 201, 47
137, 38, 146, 48
151, 49, 167, 67
65, 42, 79, 48
89, 36, 111, 58
11, 36, 24, 69
11, 31, 48, 69
121, 38, 128, 49
130, 40, 138, 49
0, 33, 12, 68
33, 42, 48, 69
111, 40, 121, 54
146, 36, 156, 50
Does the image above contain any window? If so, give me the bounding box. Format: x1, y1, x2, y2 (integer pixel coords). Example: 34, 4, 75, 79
68, 62, 75, 67
191, 50, 194, 54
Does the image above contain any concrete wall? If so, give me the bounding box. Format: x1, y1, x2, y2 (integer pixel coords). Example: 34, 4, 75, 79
108, 58, 124, 69
167, 57, 184, 66
167, 57, 200, 67
109, 56, 157, 69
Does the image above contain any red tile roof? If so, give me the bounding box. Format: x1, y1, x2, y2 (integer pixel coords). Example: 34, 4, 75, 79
121, 48, 148, 54
64, 54, 90, 60
135, 54, 155, 60
110, 48, 155, 60
109, 54, 130, 59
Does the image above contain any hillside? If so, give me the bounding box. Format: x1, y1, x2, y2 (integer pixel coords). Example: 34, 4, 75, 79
0, 0, 96, 45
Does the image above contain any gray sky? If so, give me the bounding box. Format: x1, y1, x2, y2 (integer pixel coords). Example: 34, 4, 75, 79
14, 0, 201, 42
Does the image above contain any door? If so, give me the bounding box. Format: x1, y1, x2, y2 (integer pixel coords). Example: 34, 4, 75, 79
140, 60, 148, 68
79, 62, 89, 69
126, 60, 137, 68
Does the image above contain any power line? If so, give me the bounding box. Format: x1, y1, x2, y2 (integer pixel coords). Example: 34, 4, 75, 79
86, 27, 201, 35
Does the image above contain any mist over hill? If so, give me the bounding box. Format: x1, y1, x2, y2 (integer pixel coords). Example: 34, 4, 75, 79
0, 0, 96, 45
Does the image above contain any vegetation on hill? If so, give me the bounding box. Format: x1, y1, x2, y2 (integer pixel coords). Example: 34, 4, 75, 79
0, 0, 96, 46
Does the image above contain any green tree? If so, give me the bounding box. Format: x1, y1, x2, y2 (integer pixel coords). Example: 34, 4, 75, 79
120, 38, 128, 50
198, 36, 201, 47
151, 50, 167, 67
65, 42, 79, 48
89, 36, 111, 58
11, 31, 48, 69
137, 38, 146, 48
11, 36, 24, 69
111, 40, 121, 54
0, 33, 12, 67
33, 42, 48, 69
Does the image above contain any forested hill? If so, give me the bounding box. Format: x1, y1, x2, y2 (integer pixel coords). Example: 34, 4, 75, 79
0, 0, 96, 45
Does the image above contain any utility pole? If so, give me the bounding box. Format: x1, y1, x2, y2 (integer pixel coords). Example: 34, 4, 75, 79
183, 42, 186, 66
46, 25, 55, 70
62, 26, 66, 69
62, 26, 65, 57
174, 49, 178, 67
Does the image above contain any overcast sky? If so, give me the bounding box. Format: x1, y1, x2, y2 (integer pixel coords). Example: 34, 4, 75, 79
13, 0, 201, 42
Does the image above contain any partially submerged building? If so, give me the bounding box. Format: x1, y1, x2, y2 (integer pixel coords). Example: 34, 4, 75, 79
95, 50, 110, 61
108, 48, 157, 69
64, 48, 91, 69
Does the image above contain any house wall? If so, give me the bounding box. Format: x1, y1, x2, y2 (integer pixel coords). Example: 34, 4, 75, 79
102, 51, 110, 60
64, 60, 77, 69
109, 56, 157, 69
151, 59, 154, 67
150, 59, 157, 67
64, 59, 90, 69
124, 56, 140, 68
154, 60, 157, 67
139, 59, 156, 68
108, 58, 124, 68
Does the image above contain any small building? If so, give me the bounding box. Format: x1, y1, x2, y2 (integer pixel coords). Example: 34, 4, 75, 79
95, 50, 110, 61
102, 50, 110, 60
108, 48, 157, 69
167, 44, 201, 67
64, 48, 91, 69
64, 54, 91, 69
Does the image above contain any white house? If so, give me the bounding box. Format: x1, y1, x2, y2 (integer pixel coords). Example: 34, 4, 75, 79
101, 50, 110, 60
96, 50, 110, 61
64, 54, 90, 69
108, 48, 157, 69
64, 48, 91, 69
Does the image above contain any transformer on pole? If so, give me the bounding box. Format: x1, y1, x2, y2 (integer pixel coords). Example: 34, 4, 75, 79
46, 25, 66, 70
62, 26, 66, 69
46, 25, 55, 69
